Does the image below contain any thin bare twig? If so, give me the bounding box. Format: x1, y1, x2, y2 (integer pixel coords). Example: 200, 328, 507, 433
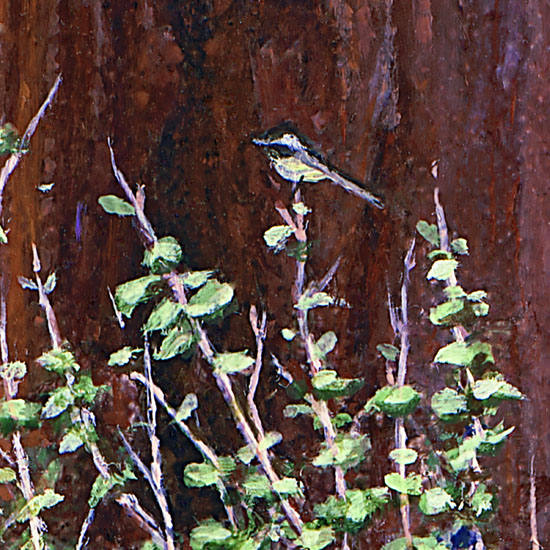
31, 243, 63, 349
13, 432, 45, 550
116, 493, 166, 547
118, 429, 174, 550
107, 138, 157, 246
0, 74, 62, 218
390, 240, 416, 548
529, 454, 541, 550
75, 508, 95, 550
248, 305, 267, 438
130, 370, 237, 527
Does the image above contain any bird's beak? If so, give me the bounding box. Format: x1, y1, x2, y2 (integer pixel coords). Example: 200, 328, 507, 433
252, 137, 269, 147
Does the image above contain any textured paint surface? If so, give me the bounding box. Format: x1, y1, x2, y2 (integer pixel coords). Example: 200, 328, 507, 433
0, 0, 546, 547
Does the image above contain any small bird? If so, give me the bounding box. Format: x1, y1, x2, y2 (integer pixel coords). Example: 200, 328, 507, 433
253, 122, 384, 209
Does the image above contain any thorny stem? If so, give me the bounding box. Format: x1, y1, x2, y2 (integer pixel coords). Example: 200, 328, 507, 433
276, 192, 347, 499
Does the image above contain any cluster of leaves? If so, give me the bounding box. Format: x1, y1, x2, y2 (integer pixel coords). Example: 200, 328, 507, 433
0, 347, 111, 548
368, 219, 523, 549
102, 195, 390, 550
0, 123, 27, 156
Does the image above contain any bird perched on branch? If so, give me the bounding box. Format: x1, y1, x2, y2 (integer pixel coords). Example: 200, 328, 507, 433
252, 122, 384, 209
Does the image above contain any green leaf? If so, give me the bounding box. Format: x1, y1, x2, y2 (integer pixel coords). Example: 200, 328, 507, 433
429, 299, 465, 326
377, 343, 399, 361
37, 182, 55, 193
283, 404, 313, 418
153, 322, 195, 360
416, 220, 440, 247
447, 435, 482, 472
296, 524, 334, 550
312, 369, 364, 400
72, 373, 105, 403
418, 487, 455, 515
0, 123, 23, 155
59, 431, 84, 454
214, 351, 255, 374
184, 280, 234, 318
431, 388, 468, 419
273, 477, 301, 495
365, 385, 421, 418
292, 202, 311, 215
0, 225, 7, 244
313, 331, 338, 359
236, 444, 255, 465
434, 341, 494, 367
44, 272, 57, 294
451, 237, 469, 255
383, 536, 447, 550
175, 393, 198, 422
470, 483, 493, 516
295, 292, 334, 311
0, 467, 16, 483
479, 424, 515, 455
472, 378, 522, 401
41, 387, 74, 419
190, 520, 231, 550
0, 361, 27, 381
17, 489, 64, 522
142, 236, 183, 274
384, 473, 422, 496
263, 225, 294, 249
444, 285, 467, 299
259, 431, 282, 451
427, 259, 458, 281
0, 399, 41, 434
427, 249, 453, 261
108, 346, 143, 367
346, 488, 389, 523
216, 456, 236, 476
243, 473, 272, 499
184, 462, 220, 487
467, 290, 488, 302
179, 270, 215, 289
37, 348, 80, 375
98, 195, 135, 216
18, 276, 38, 291
142, 297, 184, 333
389, 448, 418, 465
281, 328, 297, 341
88, 465, 136, 508
313, 434, 370, 470
115, 275, 163, 318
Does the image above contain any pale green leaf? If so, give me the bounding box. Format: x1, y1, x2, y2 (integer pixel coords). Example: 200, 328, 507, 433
263, 225, 294, 249
184, 280, 234, 318
427, 259, 458, 281
98, 195, 135, 216
108, 346, 142, 366
416, 220, 440, 247
389, 448, 418, 465
295, 292, 334, 311
214, 351, 255, 374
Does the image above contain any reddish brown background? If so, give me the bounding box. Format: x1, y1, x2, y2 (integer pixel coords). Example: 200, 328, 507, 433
0, 0, 547, 548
